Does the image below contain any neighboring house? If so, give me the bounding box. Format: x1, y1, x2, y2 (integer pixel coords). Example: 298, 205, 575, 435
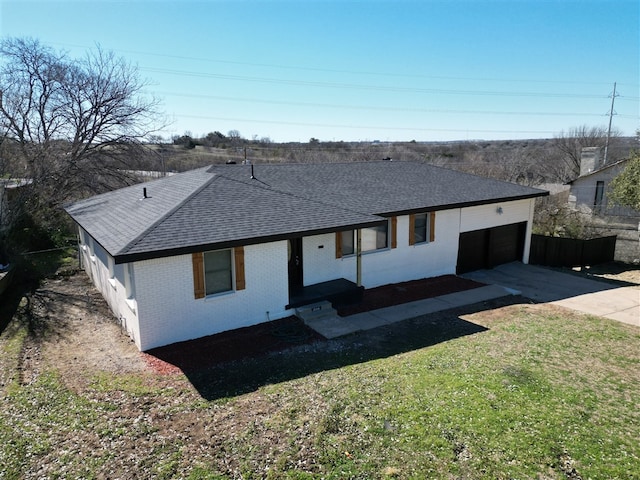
568, 148, 640, 219
65, 161, 548, 351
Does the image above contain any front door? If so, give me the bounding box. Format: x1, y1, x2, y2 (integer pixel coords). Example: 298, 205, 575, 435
288, 237, 303, 292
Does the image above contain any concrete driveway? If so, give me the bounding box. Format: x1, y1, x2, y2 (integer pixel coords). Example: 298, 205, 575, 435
462, 262, 640, 327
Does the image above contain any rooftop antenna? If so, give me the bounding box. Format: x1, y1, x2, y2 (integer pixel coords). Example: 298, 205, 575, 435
250, 164, 255, 179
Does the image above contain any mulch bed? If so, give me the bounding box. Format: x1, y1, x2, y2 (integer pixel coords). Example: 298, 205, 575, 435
144, 316, 323, 375
144, 274, 484, 374
336, 274, 484, 316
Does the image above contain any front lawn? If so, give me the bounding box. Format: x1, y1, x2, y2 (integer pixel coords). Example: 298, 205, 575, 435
0, 276, 638, 479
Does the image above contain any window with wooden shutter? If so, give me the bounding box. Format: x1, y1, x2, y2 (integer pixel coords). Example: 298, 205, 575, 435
336, 225, 391, 256
408, 214, 416, 245
336, 230, 356, 257
391, 217, 397, 249
429, 212, 436, 242
361, 223, 388, 251
192, 252, 205, 299
409, 212, 435, 245
234, 246, 245, 291
194, 247, 244, 298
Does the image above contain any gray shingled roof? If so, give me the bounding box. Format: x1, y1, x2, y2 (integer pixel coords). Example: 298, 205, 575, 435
65, 161, 547, 263
215, 162, 547, 215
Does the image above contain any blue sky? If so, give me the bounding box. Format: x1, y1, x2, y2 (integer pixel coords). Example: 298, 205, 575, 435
1, 0, 638, 142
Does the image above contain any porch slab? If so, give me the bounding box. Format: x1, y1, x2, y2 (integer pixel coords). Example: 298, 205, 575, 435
305, 284, 514, 339
287, 278, 364, 309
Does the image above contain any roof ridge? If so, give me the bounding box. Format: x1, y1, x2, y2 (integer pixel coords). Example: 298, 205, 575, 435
217, 170, 391, 219
118, 170, 219, 255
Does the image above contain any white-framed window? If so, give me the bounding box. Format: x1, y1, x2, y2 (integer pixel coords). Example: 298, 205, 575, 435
88, 237, 96, 262
340, 221, 389, 256
413, 213, 430, 244
193, 247, 245, 300
125, 263, 135, 300
79, 229, 87, 251
123, 263, 137, 312
204, 249, 233, 296
339, 230, 355, 256
108, 257, 116, 288
410, 212, 435, 245
361, 223, 388, 251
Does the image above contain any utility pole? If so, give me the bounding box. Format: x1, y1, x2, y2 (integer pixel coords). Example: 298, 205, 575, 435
603, 82, 618, 165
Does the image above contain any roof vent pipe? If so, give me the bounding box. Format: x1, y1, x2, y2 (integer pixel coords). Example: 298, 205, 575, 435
143, 187, 148, 199
251, 164, 255, 179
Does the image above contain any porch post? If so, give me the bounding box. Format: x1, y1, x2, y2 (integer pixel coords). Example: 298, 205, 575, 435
356, 228, 362, 287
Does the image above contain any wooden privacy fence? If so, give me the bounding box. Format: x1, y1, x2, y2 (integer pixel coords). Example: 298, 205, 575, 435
529, 234, 617, 267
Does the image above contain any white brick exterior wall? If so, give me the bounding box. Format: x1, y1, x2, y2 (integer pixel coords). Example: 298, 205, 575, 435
302, 201, 534, 289
78, 198, 536, 351
133, 241, 290, 350
78, 227, 141, 348
303, 210, 461, 288
459, 199, 532, 232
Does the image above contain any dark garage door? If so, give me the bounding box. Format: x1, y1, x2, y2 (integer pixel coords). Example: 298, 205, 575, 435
456, 222, 527, 274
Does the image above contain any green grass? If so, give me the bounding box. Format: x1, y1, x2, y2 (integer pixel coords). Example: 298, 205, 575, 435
0, 302, 639, 479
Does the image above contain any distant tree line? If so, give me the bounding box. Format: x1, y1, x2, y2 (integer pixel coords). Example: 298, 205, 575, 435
171, 130, 273, 150
153, 125, 630, 186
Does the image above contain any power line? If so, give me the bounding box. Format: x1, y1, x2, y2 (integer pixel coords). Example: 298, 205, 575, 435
150, 90, 639, 119
46, 40, 638, 89
141, 67, 612, 99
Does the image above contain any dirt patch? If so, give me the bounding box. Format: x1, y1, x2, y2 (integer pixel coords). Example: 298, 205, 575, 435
576, 261, 640, 285
16, 274, 147, 390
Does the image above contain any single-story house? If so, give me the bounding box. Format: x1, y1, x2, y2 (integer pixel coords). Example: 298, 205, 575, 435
568, 154, 640, 219
65, 161, 548, 351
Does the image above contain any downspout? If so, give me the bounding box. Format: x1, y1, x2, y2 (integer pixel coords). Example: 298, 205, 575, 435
356, 229, 362, 287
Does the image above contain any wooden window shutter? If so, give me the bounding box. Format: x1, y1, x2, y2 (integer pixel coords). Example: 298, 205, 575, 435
429, 212, 436, 242
335, 232, 343, 259
391, 217, 397, 248
192, 252, 205, 299
408, 214, 416, 246
234, 246, 246, 291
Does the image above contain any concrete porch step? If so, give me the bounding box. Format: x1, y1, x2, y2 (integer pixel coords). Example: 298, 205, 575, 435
295, 301, 337, 323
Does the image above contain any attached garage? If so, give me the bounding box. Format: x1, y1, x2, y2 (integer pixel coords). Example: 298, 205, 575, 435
456, 222, 527, 274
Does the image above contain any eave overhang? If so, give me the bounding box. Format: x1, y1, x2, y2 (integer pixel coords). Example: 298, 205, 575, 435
112, 218, 386, 264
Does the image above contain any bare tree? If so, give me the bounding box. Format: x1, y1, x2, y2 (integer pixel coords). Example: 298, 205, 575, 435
550, 125, 621, 182
0, 37, 164, 238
